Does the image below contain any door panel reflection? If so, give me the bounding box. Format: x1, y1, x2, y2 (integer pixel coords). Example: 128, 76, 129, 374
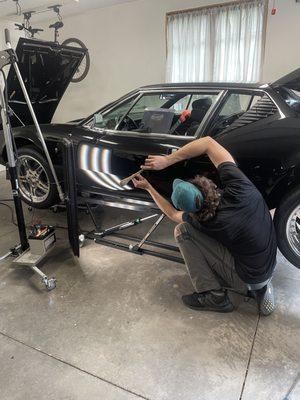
78, 144, 132, 191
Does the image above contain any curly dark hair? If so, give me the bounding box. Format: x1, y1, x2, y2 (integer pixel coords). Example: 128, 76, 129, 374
189, 175, 221, 223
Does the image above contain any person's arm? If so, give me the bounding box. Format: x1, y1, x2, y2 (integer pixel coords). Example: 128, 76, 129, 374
142, 137, 235, 171
132, 175, 183, 223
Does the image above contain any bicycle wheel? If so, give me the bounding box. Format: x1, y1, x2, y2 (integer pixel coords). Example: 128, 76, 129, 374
62, 37, 90, 83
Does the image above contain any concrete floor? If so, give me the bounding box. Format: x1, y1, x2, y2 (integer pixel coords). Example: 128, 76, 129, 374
0, 171, 299, 400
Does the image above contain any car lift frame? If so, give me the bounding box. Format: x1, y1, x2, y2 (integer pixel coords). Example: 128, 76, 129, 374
60, 140, 184, 264
81, 206, 184, 264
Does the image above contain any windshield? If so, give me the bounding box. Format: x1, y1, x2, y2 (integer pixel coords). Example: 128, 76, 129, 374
277, 87, 300, 113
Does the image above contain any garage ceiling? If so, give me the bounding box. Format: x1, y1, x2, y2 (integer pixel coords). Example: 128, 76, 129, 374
0, 0, 139, 21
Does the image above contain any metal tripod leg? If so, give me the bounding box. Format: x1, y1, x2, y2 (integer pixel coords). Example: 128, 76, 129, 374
129, 214, 165, 253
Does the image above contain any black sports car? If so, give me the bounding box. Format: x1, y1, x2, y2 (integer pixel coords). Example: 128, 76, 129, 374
0, 38, 299, 268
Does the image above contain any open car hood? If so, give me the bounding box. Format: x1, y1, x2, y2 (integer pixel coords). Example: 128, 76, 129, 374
271, 68, 300, 91
6, 37, 86, 127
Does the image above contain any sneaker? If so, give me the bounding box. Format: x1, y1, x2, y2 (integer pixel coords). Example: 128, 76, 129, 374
254, 282, 275, 316
182, 290, 234, 313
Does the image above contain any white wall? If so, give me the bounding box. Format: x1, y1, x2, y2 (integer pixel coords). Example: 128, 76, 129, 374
10, 0, 300, 123
263, 1, 300, 82
0, 19, 25, 51
44, 0, 229, 122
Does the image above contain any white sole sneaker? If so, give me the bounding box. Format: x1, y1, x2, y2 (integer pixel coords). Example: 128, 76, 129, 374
258, 282, 275, 316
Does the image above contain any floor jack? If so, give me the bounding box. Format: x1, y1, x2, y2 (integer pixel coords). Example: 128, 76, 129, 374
0, 29, 64, 290
80, 206, 184, 264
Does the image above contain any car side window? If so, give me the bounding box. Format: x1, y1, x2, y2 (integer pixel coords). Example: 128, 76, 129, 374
210, 92, 278, 137
115, 91, 219, 136
118, 92, 193, 133
210, 93, 259, 136
188, 93, 219, 110
168, 94, 191, 112
92, 96, 138, 130
125, 93, 172, 122
219, 93, 252, 117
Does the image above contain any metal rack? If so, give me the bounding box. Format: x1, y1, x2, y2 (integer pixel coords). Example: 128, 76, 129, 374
82, 210, 183, 264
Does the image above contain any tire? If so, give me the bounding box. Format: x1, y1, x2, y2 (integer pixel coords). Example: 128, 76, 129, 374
274, 187, 300, 268
16, 147, 58, 209
61, 38, 90, 83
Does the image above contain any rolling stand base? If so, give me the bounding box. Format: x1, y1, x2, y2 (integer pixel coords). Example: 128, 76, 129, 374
0, 232, 57, 291
12, 248, 56, 291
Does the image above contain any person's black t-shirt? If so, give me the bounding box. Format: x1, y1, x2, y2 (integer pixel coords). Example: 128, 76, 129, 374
182, 162, 277, 284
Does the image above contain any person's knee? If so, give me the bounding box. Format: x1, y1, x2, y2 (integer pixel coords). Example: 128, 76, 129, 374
174, 222, 190, 242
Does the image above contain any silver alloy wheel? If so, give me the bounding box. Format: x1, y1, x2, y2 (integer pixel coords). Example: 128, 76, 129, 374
17, 155, 50, 204
286, 205, 300, 258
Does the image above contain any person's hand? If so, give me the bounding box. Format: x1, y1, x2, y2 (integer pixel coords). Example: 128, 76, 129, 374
141, 155, 170, 171
132, 175, 152, 191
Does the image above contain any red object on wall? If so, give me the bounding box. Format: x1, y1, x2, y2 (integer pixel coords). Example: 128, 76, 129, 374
271, 8, 277, 15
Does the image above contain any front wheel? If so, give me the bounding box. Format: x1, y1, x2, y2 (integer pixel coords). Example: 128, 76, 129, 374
274, 187, 300, 268
17, 147, 58, 209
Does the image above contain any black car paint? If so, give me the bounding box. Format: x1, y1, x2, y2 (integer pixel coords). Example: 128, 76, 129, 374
1, 82, 299, 214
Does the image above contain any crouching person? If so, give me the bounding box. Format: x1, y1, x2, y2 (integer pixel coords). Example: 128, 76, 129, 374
133, 137, 276, 315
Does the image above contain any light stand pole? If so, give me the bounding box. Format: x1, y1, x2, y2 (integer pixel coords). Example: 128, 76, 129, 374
0, 33, 29, 252
4, 30, 64, 202
0, 29, 59, 290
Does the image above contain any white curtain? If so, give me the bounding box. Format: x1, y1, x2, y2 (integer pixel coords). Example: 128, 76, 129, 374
166, 0, 267, 83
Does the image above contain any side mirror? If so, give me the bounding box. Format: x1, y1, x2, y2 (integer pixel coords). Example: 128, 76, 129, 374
92, 113, 104, 128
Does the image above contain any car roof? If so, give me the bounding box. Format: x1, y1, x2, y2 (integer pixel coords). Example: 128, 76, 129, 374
139, 82, 263, 90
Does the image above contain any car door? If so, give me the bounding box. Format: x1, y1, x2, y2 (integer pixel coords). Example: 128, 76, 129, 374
77, 89, 222, 200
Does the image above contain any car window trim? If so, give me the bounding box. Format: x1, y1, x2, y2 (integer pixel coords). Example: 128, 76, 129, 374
205, 88, 282, 138
196, 90, 227, 138
102, 128, 194, 142
82, 88, 223, 130
185, 94, 193, 110
108, 89, 222, 138
115, 92, 190, 130
85, 88, 267, 137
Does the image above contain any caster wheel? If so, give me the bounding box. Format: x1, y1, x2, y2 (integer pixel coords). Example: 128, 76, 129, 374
45, 277, 56, 291
79, 234, 85, 248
